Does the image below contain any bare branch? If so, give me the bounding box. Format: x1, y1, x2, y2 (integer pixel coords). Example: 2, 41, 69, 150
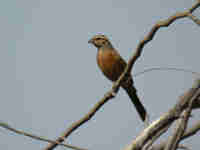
177, 145, 190, 150
133, 67, 200, 78
142, 125, 169, 150
181, 120, 200, 140
125, 0, 200, 75
164, 111, 191, 150
124, 79, 200, 150
164, 81, 198, 150
126, 0, 200, 149
187, 13, 200, 25
0, 122, 87, 150
150, 119, 200, 150
44, 90, 115, 150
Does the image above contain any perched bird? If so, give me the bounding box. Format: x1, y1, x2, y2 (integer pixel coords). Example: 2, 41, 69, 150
88, 34, 148, 122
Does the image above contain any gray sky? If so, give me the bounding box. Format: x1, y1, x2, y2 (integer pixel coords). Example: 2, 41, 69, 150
0, 0, 200, 150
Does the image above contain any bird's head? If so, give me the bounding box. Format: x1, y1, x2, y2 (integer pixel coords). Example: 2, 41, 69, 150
88, 34, 112, 48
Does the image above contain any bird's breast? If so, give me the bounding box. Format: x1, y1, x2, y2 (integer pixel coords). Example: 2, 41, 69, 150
97, 49, 125, 81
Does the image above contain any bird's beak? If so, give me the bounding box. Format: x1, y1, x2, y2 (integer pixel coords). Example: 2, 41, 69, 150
88, 39, 93, 44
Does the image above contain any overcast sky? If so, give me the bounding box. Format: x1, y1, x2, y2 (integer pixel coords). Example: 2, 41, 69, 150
0, 0, 200, 150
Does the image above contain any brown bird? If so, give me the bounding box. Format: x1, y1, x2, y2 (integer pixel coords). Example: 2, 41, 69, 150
88, 34, 148, 122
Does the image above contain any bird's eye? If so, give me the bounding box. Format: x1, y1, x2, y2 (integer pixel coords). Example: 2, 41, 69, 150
96, 38, 101, 40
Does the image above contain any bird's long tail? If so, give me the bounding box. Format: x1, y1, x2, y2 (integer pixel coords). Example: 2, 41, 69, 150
123, 85, 148, 122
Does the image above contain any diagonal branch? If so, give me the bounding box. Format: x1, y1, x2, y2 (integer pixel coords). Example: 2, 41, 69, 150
44, 91, 116, 150
164, 110, 192, 150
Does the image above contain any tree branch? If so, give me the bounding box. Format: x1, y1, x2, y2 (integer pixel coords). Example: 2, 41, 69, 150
164, 110, 191, 150
124, 79, 200, 150
151, 120, 200, 150
164, 80, 198, 150
0, 122, 87, 150
188, 13, 200, 25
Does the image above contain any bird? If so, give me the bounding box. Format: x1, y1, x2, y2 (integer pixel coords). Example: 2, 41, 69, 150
88, 34, 148, 122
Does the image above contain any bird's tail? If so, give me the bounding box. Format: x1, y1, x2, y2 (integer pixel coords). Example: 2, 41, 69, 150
123, 85, 148, 122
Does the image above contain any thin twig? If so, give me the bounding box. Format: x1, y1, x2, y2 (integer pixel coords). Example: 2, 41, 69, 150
133, 67, 200, 77
0, 122, 87, 150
